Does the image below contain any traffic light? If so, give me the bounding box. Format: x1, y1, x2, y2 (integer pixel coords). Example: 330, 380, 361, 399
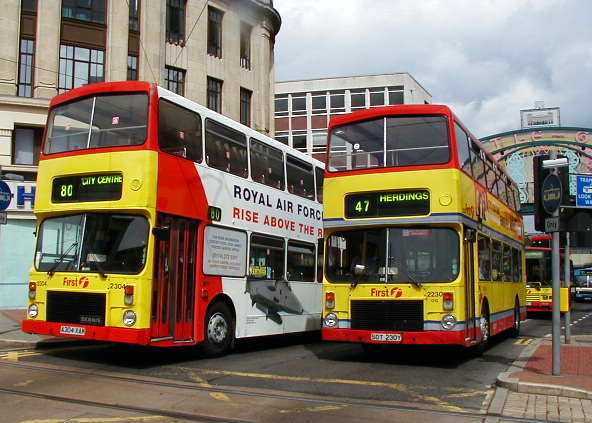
533, 154, 569, 232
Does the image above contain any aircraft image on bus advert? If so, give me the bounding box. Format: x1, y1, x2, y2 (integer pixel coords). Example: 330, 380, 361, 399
22, 81, 325, 355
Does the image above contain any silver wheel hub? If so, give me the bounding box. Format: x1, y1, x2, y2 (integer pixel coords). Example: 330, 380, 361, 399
480, 316, 489, 342
207, 312, 228, 344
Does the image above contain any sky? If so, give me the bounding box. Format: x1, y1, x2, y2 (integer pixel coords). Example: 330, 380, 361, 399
272, 0, 592, 138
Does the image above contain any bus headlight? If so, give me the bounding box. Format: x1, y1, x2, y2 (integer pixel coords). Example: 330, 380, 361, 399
441, 314, 456, 330
324, 313, 338, 328
28, 304, 39, 319
123, 310, 136, 327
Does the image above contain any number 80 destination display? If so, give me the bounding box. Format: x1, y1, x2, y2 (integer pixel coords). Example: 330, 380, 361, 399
52, 173, 123, 203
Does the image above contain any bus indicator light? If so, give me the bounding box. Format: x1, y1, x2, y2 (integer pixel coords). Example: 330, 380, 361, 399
124, 285, 134, 305
28, 281, 37, 299
443, 292, 454, 311
325, 292, 335, 309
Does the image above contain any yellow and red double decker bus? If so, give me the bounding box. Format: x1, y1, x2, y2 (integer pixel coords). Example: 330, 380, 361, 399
525, 234, 571, 313
322, 105, 525, 349
23, 81, 325, 354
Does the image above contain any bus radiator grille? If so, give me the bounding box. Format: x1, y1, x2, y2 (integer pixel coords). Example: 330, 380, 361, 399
46, 291, 106, 326
350, 300, 423, 331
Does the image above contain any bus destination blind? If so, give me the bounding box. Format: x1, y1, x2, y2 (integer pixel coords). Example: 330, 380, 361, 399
346, 190, 430, 218
52, 173, 123, 203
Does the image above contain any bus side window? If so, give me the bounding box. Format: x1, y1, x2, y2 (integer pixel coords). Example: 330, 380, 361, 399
512, 248, 521, 282
287, 240, 315, 282
491, 240, 502, 281
502, 243, 512, 282
315, 166, 324, 203
454, 123, 471, 176
286, 154, 315, 200
249, 138, 285, 190
317, 238, 324, 283
478, 235, 491, 281
159, 99, 203, 162
205, 119, 248, 178
249, 234, 284, 280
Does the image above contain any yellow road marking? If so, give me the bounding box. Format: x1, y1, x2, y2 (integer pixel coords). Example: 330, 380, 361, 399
209, 392, 231, 401
14, 379, 34, 387
514, 338, 532, 345
184, 367, 465, 412
445, 390, 487, 399
18, 416, 165, 423
0, 351, 41, 361
279, 404, 348, 414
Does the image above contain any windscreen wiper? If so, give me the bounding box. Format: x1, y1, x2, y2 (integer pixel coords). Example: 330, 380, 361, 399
407, 271, 422, 289
47, 241, 78, 276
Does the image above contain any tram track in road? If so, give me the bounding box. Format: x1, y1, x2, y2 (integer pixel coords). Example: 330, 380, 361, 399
0, 358, 540, 423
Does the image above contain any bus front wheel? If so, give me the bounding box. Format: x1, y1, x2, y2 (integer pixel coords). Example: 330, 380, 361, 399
510, 300, 520, 338
202, 302, 235, 357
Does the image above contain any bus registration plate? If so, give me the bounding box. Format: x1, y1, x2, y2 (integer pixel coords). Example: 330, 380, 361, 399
60, 325, 86, 336
370, 333, 402, 343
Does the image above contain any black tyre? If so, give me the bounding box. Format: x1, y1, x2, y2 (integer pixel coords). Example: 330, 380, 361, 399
202, 302, 235, 357
510, 301, 521, 338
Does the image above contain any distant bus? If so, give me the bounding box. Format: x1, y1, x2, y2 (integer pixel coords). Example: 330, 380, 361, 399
525, 234, 571, 312
321, 105, 525, 350
23, 81, 324, 354
573, 268, 592, 302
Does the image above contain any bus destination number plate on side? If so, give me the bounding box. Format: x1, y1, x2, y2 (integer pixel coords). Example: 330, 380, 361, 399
52, 173, 123, 203
346, 190, 430, 218
59, 325, 86, 336
370, 333, 402, 342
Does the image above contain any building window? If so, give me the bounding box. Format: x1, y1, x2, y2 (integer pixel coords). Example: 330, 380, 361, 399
207, 7, 223, 58
165, 66, 185, 95
350, 89, 366, 110
129, 0, 140, 32
275, 131, 288, 145
369, 87, 385, 107
388, 86, 404, 104
240, 87, 252, 127
291, 94, 307, 116
311, 91, 327, 115
240, 22, 252, 69
18, 38, 34, 97
22, 0, 37, 13
127, 55, 138, 80
275, 95, 288, 117
207, 77, 222, 113
58, 45, 104, 93
166, 0, 185, 44
62, 0, 106, 24
13, 126, 43, 166
292, 131, 307, 152
330, 91, 345, 114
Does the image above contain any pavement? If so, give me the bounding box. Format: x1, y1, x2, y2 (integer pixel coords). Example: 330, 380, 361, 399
491, 335, 592, 422
0, 308, 50, 347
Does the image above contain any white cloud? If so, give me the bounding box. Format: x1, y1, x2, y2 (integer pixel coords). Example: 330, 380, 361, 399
273, 0, 592, 137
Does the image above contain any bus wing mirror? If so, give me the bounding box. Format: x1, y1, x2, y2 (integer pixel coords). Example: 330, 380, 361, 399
152, 226, 170, 240
464, 228, 476, 243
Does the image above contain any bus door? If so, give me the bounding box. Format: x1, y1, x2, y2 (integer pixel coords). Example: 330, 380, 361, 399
151, 215, 198, 342
464, 228, 477, 341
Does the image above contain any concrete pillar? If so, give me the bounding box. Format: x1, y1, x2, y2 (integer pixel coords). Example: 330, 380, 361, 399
139, 0, 165, 84
255, 22, 273, 136
34, 1, 61, 99
0, 0, 20, 96
107, 0, 129, 82
0, 128, 12, 165
185, 0, 207, 104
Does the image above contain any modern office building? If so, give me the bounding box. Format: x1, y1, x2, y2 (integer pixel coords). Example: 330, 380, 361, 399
274, 73, 432, 161
0, 0, 281, 308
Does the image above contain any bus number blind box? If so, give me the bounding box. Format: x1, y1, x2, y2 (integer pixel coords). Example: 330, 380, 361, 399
0, 180, 12, 211
576, 175, 592, 208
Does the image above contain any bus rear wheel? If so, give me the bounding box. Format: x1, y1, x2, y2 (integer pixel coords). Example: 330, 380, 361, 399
474, 304, 490, 355
202, 302, 235, 357
510, 301, 520, 338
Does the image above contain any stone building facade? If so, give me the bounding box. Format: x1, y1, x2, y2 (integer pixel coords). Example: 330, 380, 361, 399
0, 0, 281, 308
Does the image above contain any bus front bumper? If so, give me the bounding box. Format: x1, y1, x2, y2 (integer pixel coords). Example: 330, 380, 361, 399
322, 328, 470, 346
22, 320, 151, 345
526, 301, 552, 312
